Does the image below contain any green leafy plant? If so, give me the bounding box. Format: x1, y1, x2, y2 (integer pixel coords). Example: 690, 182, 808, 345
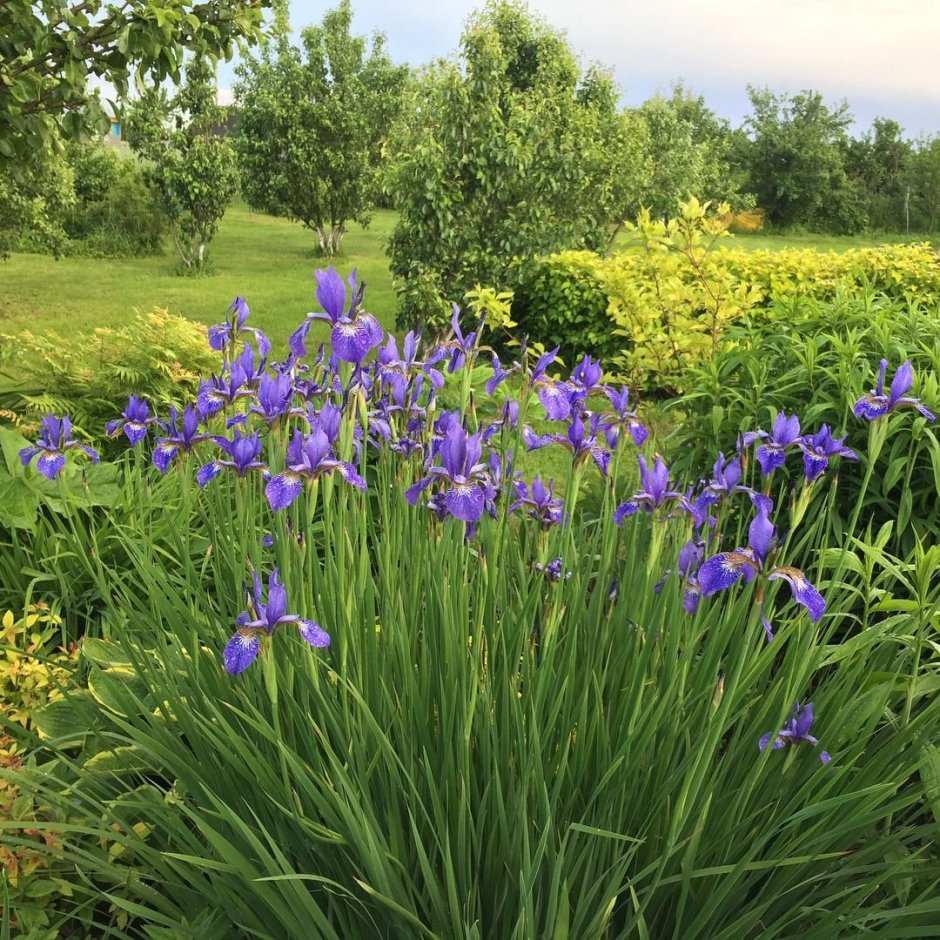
1, 604, 76, 937
0, 308, 217, 441
5, 283, 938, 938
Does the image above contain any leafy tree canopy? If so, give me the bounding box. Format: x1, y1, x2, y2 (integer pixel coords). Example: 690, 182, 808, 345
234, 0, 408, 256
125, 57, 238, 272
742, 86, 865, 232
0, 0, 269, 167
386, 0, 625, 331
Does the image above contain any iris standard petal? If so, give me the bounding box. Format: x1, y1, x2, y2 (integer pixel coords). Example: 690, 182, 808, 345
315, 267, 346, 323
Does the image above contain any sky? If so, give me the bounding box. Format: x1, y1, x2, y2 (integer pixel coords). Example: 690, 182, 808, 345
217, 0, 940, 138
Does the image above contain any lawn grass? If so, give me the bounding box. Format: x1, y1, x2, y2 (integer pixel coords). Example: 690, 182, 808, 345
2, 205, 930, 353
0, 205, 400, 349
727, 229, 932, 251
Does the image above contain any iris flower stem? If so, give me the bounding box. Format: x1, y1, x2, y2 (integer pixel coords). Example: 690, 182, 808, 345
262, 640, 291, 796
827, 418, 887, 595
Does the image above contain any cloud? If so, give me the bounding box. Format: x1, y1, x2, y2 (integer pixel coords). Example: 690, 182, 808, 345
269, 0, 940, 135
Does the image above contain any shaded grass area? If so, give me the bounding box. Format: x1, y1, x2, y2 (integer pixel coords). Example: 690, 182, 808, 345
0, 206, 400, 349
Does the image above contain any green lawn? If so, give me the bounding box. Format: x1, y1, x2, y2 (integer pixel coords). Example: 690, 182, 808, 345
2, 206, 930, 353
728, 229, 931, 252
0, 206, 400, 349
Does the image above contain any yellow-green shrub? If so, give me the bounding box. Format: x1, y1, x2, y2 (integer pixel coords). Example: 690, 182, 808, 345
0, 308, 217, 444
1, 605, 77, 933
512, 199, 940, 391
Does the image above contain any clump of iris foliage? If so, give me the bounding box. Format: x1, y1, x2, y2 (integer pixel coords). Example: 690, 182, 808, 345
3, 269, 940, 939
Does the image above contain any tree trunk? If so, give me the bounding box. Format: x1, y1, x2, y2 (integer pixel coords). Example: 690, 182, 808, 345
173, 230, 192, 270
329, 223, 346, 255
315, 225, 329, 256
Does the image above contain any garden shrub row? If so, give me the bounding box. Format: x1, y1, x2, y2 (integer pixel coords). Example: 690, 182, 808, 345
512, 201, 940, 392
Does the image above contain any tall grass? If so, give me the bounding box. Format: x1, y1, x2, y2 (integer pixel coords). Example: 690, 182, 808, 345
3, 280, 939, 938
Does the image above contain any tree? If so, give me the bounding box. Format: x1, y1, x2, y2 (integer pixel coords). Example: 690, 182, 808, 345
846, 118, 913, 231
627, 83, 749, 222
125, 58, 238, 271
742, 87, 865, 232
386, 0, 625, 330
234, 1, 408, 256
909, 136, 940, 232
0, 0, 268, 167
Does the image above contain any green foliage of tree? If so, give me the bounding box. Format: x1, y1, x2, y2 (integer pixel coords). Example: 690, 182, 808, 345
627, 83, 750, 223
845, 118, 912, 231
126, 58, 238, 272
234, 1, 408, 256
908, 136, 940, 232
0, 0, 268, 168
62, 143, 167, 256
386, 0, 626, 331
742, 87, 866, 233
0, 151, 75, 258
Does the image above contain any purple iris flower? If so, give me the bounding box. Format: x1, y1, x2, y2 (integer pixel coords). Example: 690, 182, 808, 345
310, 268, 384, 365
105, 396, 155, 446
19, 414, 99, 479
405, 424, 492, 523
208, 296, 272, 360
524, 347, 574, 421
853, 359, 936, 421
677, 537, 705, 614
742, 413, 803, 476
799, 425, 859, 482
152, 404, 210, 474
534, 557, 570, 582
697, 502, 826, 640
759, 702, 831, 763
486, 352, 519, 396
614, 455, 682, 523
693, 452, 757, 516
482, 399, 520, 443
208, 296, 248, 352
251, 372, 296, 426
223, 568, 329, 675
603, 386, 649, 448
567, 355, 604, 413
376, 332, 445, 393
197, 429, 267, 488
510, 475, 564, 527
442, 304, 481, 373
265, 424, 366, 511
522, 414, 611, 475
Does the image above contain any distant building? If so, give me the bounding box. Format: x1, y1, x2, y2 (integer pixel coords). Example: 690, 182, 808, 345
103, 115, 128, 150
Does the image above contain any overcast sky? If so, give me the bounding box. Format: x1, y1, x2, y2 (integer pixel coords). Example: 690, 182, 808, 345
218, 0, 940, 138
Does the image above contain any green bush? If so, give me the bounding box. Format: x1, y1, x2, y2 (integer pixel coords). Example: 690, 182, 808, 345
668, 288, 940, 557
513, 202, 940, 392
63, 144, 166, 257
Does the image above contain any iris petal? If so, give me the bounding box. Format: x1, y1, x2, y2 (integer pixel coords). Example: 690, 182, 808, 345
223, 631, 261, 675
